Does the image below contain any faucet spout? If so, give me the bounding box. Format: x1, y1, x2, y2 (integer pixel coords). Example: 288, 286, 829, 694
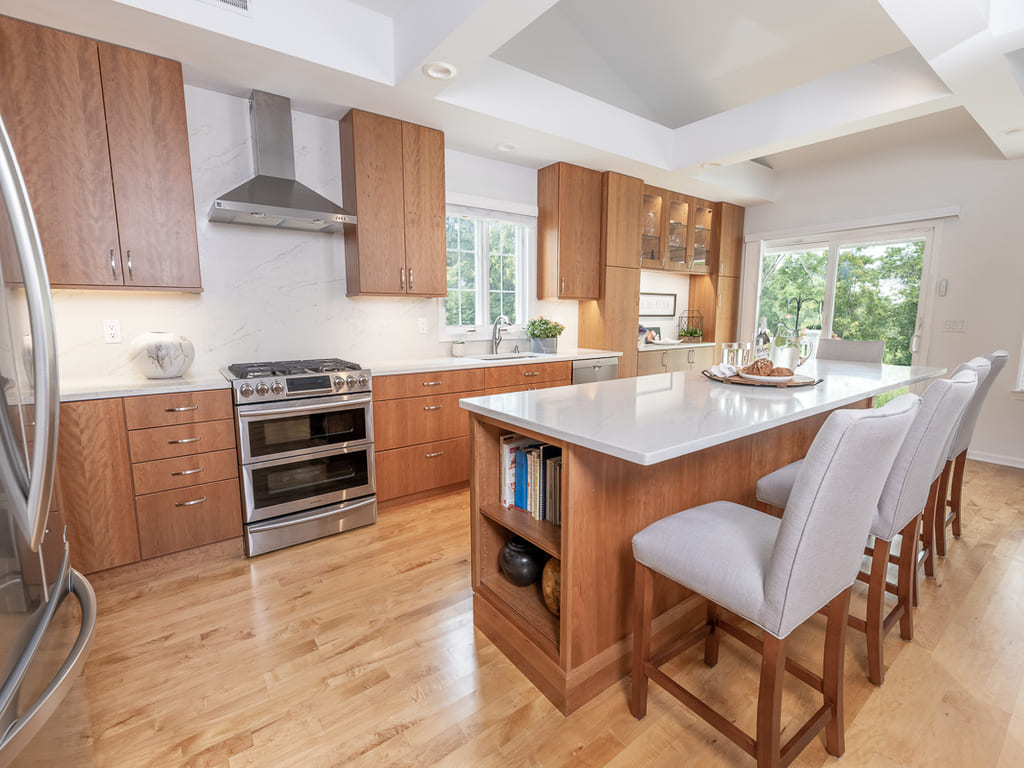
491, 315, 510, 355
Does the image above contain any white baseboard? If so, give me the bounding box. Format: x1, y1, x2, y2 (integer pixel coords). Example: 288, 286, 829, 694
967, 450, 1024, 469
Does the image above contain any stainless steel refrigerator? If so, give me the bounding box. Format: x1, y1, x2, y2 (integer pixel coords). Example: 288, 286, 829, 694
0, 111, 96, 766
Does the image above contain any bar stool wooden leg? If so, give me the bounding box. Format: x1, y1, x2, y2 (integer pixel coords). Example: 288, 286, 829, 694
756, 634, 785, 768
935, 460, 952, 558
921, 476, 941, 578
950, 451, 967, 538
824, 587, 852, 757
631, 562, 654, 720
865, 539, 891, 686
704, 601, 721, 667
898, 514, 920, 641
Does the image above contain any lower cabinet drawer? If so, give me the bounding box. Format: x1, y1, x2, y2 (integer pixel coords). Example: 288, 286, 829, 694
132, 449, 239, 495
373, 391, 482, 451
135, 478, 242, 559
375, 437, 470, 501
128, 418, 237, 463
485, 379, 572, 396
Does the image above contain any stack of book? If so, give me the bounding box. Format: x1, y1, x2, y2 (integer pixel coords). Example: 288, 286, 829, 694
500, 434, 562, 525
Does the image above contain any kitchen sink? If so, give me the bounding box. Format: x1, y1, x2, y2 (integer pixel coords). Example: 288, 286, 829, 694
470, 353, 542, 360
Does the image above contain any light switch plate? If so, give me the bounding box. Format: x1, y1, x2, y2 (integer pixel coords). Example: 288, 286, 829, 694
418, 317, 428, 334
102, 319, 122, 343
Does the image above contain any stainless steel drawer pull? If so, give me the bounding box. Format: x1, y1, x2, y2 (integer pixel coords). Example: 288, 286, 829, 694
423, 404, 443, 411
408, 268, 414, 291
165, 405, 199, 412
523, 371, 540, 377
109, 249, 117, 279
400, 268, 405, 290
126, 249, 133, 280
171, 467, 204, 477
424, 451, 444, 458
168, 436, 201, 445
422, 381, 442, 387
175, 496, 207, 507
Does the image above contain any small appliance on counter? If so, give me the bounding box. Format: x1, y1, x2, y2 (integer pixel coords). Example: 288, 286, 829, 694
224, 358, 376, 556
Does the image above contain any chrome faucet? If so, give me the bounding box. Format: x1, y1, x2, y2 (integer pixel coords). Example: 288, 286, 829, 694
491, 314, 510, 355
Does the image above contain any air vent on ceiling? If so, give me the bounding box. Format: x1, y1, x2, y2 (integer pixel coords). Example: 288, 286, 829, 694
198, 0, 250, 14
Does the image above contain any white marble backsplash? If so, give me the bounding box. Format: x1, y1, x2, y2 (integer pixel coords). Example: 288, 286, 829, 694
49, 86, 576, 381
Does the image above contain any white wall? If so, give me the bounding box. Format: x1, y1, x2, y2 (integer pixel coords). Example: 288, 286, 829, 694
50, 86, 579, 380
742, 127, 1024, 467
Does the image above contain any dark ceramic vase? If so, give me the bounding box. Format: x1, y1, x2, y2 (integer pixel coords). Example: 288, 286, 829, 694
499, 537, 543, 586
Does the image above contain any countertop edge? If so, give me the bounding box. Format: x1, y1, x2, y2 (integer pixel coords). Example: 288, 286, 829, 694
366, 349, 622, 377
61, 374, 230, 402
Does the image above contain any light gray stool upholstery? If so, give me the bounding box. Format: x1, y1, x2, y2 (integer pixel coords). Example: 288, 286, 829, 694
936, 350, 1008, 555
815, 338, 885, 363
630, 394, 919, 767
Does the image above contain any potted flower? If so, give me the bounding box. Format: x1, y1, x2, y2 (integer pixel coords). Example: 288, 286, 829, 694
525, 316, 565, 354
678, 327, 702, 342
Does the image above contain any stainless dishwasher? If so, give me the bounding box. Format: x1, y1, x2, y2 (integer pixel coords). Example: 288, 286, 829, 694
572, 356, 619, 384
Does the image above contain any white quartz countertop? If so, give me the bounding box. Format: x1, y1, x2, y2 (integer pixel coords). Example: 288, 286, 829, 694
459, 360, 944, 466
61, 371, 229, 402
365, 348, 622, 376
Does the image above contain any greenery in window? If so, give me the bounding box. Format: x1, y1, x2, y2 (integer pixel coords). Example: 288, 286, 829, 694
445, 214, 525, 329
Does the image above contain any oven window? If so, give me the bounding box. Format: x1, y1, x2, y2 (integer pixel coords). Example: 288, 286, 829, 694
250, 450, 371, 511
246, 408, 368, 459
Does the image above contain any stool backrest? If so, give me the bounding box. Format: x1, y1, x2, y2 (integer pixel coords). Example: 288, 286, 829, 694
946, 350, 1007, 459
874, 371, 977, 540
763, 394, 919, 637
815, 338, 885, 363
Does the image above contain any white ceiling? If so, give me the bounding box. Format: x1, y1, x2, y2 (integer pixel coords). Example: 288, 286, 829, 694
2, 0, 1023, 206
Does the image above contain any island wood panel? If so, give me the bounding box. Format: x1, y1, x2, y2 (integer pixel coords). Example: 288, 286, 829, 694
401, 121, 446, 296
131, 448, 238, 495
483, 361, 571, 389
375, 436, 470, 501
122, 389, 233, 430
57, 398, 139, 573
373, 390, 484, 451
135, 478, 242, 559
340, 109, 406, 295
578, 266, 640, 378
602, 172, 644, 269
127, 418, 237, 463
0, 16, 122, 287
97, 42, 200, 290
372, 367, 485, 401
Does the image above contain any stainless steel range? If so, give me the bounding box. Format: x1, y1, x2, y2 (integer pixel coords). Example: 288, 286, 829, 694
225, 358, 376, 556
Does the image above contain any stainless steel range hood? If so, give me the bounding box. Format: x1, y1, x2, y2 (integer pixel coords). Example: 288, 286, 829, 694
209, 90, 356, 233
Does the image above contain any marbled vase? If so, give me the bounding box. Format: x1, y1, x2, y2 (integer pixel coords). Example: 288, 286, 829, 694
130, 332, 195, 379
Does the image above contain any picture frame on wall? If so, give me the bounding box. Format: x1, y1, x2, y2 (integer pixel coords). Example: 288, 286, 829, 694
638, 292, 676, 317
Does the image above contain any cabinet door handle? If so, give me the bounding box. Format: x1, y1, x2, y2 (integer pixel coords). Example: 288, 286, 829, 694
168, 436, 201, 445
523, 371, 540, 377
423, 404, 443, 411
688, 349, 695, 364
424, 451, 444, 458
662, 351, 667, 367
126, 249, 133, 281
408, 268, 414, 291
175, 496, 207, 507
165, 405, 199, 412
109, 249, 117, 279
171, 467, 204, 477
422, 381, 442, 387
400, 268, 405, 290
560, 276, 565, 294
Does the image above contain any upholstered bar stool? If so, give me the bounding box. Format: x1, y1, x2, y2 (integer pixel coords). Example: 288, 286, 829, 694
631, 395, 919, 768
755, 372, 977, 684
815, 338, 885, 363
935, 350, 1008, 558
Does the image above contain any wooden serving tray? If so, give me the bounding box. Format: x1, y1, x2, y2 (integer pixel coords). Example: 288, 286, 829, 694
701, 370, 822, 388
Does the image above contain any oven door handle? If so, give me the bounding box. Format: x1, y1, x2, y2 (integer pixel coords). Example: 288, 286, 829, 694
240, 395, 372, 418
248, 496, 377, 532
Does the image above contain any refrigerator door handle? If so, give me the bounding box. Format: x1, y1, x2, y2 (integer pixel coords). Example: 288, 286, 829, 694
0, 567, 96, 765
0, 113, 60, 552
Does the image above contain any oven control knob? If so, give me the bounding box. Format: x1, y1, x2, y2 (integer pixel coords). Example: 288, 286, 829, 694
270, 380, 284, 395
357, 374, 369, 388
346, 375, 357, 388
239, 383, 254, 398
334, 375, 344, 389
255, 382, 269, 396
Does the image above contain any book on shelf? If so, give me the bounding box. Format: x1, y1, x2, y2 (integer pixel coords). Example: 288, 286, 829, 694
499, 434, 562, 526
500, 435, 539, 510
546, 454, 562, 525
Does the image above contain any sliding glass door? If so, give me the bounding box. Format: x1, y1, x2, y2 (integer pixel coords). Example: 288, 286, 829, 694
757, 227, 933, 366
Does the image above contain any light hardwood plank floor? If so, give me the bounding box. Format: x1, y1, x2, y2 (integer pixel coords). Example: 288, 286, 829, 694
17, 460, 1024, 767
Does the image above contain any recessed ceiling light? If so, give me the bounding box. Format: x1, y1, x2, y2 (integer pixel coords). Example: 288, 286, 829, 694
422, 61, 457, 80
700, 161, 721, 169
496, 142, 517, 152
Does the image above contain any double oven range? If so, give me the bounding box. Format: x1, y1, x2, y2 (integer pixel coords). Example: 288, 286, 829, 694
226, 358, 376, 556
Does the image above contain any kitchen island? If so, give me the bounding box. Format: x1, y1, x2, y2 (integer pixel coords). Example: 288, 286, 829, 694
459, 361, 943, 714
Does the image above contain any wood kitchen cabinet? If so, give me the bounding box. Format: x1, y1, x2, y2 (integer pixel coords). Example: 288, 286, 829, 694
689, 203, 744, 351
0, 16, 201, 290
538, 162, 602, 299
640, 185, 712, 274
637, 346, 714, 375
710, 201, 744, 277
340, 109, 446, 297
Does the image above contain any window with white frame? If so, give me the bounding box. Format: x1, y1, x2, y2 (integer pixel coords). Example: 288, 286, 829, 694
443, 205, 532, 335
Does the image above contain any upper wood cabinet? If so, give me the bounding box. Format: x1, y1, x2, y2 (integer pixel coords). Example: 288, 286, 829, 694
340, 109, 446, 297
602, 172, 643, 269
640, 184, 712, 274
538, 162, 602, 299
710, 201, 744, 277
0, 16, 201, 290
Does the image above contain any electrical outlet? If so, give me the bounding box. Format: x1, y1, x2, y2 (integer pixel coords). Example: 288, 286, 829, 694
102, 319, 122, 343
418, 317, 428, 334
942, 319, 967, 333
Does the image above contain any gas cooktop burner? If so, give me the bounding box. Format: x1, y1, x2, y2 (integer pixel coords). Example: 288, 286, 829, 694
228, 358, 362, 379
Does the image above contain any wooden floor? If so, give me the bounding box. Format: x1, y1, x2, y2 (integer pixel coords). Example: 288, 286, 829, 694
20, 460, 1024, 767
